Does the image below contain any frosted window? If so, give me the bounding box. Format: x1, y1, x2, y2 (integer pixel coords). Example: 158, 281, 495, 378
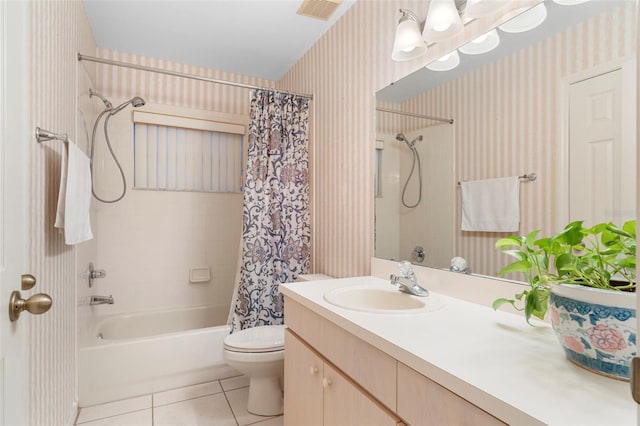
134, 123, 244, 193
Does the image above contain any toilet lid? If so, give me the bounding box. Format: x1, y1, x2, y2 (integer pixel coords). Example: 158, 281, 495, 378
224, 324, 286, 353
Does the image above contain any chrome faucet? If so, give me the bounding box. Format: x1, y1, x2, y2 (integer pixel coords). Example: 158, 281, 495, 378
390, 261, 429, 297
90, 295, 114, 305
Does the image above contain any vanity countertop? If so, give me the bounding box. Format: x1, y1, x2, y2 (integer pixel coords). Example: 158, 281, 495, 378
281, 276, 636, 426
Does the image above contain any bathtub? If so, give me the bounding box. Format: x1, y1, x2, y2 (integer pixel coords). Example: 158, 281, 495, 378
79, 304, 238, 406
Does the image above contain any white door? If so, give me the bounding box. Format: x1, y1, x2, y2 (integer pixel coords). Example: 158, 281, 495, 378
568, 68, 636, 225
0, 1, 30, 424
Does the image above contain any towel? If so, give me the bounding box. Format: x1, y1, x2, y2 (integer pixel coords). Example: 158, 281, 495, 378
54, 141, 93, 244
461, 176, 520, 232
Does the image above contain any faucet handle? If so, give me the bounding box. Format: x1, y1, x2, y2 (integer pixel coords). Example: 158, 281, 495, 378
398, 260, 415, 278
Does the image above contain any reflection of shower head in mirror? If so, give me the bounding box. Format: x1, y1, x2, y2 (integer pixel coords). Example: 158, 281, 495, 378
395, 133, 422, 148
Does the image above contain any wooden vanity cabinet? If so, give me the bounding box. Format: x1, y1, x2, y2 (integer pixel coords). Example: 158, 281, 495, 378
284, 329, 402, 426
284, 297, 506, 426
397, 363, 505, 426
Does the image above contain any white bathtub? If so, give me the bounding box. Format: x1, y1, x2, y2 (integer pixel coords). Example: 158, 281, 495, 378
79, 305, 238, 406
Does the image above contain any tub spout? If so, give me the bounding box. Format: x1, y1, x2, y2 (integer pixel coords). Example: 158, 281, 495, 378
90, 295, 114, 305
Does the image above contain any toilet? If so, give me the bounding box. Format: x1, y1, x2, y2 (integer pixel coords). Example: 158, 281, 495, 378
223, 274, 333, 416
223, 324, 286, 416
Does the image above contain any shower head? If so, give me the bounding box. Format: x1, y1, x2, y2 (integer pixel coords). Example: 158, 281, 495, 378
131, 96, 145, 108
89, 89, 113, 109
109, 96, 146, 115
396, 133, 422, 148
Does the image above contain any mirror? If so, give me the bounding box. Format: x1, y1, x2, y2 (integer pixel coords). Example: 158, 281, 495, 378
374, 0, 637, 278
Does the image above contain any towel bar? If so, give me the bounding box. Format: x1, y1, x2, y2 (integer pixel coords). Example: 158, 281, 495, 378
35, 127, 68, 144
457, 173, 537, 186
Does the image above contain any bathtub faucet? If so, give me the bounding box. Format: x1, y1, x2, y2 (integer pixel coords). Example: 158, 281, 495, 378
90, 295, 114, 305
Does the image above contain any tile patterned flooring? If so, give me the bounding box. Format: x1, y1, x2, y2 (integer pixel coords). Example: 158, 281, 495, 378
75, 376, 283, 426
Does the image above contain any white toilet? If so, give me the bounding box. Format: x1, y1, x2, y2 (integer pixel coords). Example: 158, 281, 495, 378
223, 324, 286, 416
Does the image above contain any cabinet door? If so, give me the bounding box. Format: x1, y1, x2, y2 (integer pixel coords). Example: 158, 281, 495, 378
284, 330, 323, 426
397, 363, 505, 426
323, 362, 400, 426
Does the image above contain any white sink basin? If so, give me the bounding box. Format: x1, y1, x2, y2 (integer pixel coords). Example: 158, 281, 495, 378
323, 285, 445, 314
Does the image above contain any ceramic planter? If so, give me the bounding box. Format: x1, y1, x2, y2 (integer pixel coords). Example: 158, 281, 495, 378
548, 284, 636, 380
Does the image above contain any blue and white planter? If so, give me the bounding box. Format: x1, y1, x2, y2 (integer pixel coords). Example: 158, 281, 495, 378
548, 284, 636, 381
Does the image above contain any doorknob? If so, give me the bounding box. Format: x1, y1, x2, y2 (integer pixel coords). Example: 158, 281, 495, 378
9, 291, 52, 321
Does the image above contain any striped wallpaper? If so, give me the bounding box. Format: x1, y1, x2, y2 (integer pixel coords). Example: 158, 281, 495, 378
393, 2, 637, 277
28, 1, 92, 424
279, 0, 539, 277
96, 48, 276, 114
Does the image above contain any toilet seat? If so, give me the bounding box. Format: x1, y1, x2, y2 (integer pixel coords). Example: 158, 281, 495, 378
223, 324, 285, 353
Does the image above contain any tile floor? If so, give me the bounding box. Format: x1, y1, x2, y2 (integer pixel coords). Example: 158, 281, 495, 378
75, 376, 283, 426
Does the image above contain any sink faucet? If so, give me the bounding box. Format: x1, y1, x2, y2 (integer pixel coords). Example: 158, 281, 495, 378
90, 295, 114, 305
390, 261, 429, 297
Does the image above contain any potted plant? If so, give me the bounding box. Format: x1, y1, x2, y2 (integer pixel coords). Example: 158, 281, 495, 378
493, 220, 636, 380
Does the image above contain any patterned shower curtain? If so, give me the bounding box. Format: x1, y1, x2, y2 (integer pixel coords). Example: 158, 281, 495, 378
230, 90, 311, 331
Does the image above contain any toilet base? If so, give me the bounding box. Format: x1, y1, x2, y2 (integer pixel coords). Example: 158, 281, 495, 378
247, 375, 283, 416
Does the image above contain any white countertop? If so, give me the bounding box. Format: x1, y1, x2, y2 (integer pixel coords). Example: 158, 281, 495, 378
281, 276, 637, 426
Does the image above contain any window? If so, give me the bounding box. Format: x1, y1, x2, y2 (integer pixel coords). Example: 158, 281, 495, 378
133, 111, 245, 193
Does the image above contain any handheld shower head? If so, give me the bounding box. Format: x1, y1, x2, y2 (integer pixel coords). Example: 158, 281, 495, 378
396, 133, 407, 143
89, 89, 113, 109
110, 96, 146, 115
131, 96, 146, 108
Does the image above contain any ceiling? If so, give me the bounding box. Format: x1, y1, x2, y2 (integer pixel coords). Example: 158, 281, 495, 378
83, 0, 355, 81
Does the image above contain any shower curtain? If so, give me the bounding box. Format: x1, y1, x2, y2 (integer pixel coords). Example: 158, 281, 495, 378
229, 90, 310, 331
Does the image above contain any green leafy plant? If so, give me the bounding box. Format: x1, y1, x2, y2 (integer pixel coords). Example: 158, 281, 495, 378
493, 220, 636, 324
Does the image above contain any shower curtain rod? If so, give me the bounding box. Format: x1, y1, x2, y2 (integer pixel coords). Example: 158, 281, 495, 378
376, 107, 453, 124
77, 53, 314, 100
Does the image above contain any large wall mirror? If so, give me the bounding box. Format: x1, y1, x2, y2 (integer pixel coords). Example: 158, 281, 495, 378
374, 0, 637, 279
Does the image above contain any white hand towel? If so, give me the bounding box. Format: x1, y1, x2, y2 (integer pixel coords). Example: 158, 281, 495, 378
461, 176, 520, 232
54, 141, 93, 244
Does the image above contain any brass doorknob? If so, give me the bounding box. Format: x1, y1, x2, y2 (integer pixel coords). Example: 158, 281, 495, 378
9, 291, 52, 321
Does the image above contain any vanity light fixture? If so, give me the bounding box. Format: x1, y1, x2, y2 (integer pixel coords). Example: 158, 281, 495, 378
463, 0, 497, 19
458, 29, 500, 55
426, 50, 460, 71
391, 9, 428, 61
498, 2, 547, 33
422, 0, 464, 43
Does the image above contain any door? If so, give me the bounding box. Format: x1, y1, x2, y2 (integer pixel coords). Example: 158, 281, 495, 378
284, 330, 323, 426
568, 68, 636, 225
323, 362, 400, 426
0, 0, 30, 424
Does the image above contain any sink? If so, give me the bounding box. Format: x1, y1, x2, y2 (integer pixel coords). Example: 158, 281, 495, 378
323, 285, 445, 314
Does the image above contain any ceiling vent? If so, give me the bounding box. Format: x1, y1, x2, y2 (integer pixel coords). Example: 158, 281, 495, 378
296, 0, 342, 21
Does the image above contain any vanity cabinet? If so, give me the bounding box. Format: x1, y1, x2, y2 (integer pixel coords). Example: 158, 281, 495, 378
284, 329, 402, 426
397, 363, 505, 426
284, 297, 506, 426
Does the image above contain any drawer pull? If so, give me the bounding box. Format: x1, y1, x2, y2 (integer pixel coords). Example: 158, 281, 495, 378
309, 366, 319, 376
322, 378, 332, 388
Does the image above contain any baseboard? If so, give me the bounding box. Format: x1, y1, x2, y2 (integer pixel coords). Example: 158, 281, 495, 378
66, 400, 79, 426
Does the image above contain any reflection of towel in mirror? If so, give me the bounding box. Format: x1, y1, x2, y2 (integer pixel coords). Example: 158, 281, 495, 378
461, 176, 520, 232
54, 141, 93, 244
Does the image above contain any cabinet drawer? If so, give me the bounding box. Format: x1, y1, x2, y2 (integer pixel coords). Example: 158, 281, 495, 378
397, 363, 506, 426
285, 299, 397, 411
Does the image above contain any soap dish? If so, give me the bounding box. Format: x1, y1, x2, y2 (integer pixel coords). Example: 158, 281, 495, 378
189, 267, 211, 283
